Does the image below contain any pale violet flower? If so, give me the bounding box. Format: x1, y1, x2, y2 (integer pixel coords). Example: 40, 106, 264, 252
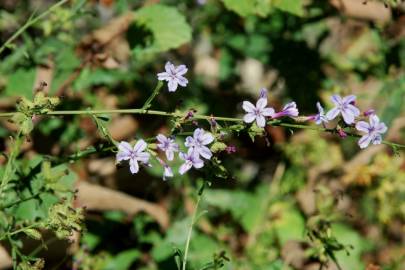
314, 102, 328, 125
179, 149, 204, 175
242, 98, 275, 128
272, 101, 299, 119
326, 95, 360, 124
157, 61, 188, 92
156, 157, 173, 181
259, 88, 268, 99
156, 134, 179, 161
185, 128, 214, 159
116, 140, 150, 174
355, 115, 387, 149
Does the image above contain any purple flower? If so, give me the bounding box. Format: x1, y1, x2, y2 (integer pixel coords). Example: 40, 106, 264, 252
272, 101, 299, 119
355, 115, 387, 149
363, 109, 375, 117
156, 157, 173, 181
313, 102, 328, 125
225, 145, 236, 154
116, 140, 150, 174
157, 61, 188, 92
179, 149, 204, 175
242, 98, 275, 128
259, 88, 268, 99
156, 134, 179, 161
185, 128, 214, 159
326, 95, 360, 124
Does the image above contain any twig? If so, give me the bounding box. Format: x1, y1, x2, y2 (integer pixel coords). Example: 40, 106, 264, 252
0, 0, 70, 54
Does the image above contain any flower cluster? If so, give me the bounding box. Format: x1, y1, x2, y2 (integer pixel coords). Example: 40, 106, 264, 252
242, 91, 387, 149
116, 128, 215, 180
116, 62, 389, 177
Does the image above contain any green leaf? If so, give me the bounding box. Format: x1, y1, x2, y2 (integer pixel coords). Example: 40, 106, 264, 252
134, 4, 192, 54
4, 68, 35, 98
104, 249, 140, 270
273, 0, 304, 16
222, 0, 275, 17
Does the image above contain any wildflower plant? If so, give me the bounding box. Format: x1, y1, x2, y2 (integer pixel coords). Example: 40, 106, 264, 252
0, 0, 404, 269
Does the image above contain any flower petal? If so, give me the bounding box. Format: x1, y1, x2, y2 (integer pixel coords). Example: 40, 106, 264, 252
118, 141, 132, 153
346, 104, 360, 117
179, 162, 192, 175
168, 79, 178, 92
175, 64, 188, 75
261, 107, 275, 117
242, 101, 255, 113
358, 135, 372, 149
193, 158, 204, 169
372, 135, 382, 145
375, 123, 387, 134
176, 75, 188, 87
256, 115, 266, 128
243, 113, 256, 123
166, 150, 174, 161
129, 158, 139, 174
185, 136, 194, 147
316, 102, 324, 114
369, 115, 379, 127
165, 61, 175, 73
201, 132, 214, 145
156, 134, 167, 144
199, 146, 212, 160
355, 121, 370, 133
341, 110, 355, 124
137, 152, 150, 164
326, 107, 340, 120
343, 95, 356, 105
256, 98, 268, 110
157, 72, 170, 81
133, 139, 147, 153
331, 95, 342, 105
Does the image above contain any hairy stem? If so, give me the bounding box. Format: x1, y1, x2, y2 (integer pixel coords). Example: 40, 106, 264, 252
0, 109, 404, 149
141, 81, 164, 110
0, 0, 70, 54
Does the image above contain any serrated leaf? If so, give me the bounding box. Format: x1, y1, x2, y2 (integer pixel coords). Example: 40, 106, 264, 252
134, 4, 192, 53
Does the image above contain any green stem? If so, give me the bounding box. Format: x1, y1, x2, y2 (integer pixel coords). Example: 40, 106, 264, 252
182, 182, 207, 270
0, 0, 70, 54
0, 109, 403, 149
141, 81, 164, 110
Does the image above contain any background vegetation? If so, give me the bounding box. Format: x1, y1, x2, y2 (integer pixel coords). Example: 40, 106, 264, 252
0, 0, 404, 269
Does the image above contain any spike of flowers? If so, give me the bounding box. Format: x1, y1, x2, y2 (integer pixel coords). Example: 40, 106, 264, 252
157, 61, 188, 92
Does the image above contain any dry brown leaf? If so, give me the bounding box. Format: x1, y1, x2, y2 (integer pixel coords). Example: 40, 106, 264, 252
0, 245, 12, 269
330, 0, 391, 23
75, 181, 169, 229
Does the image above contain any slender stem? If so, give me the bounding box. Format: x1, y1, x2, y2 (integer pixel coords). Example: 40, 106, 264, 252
141, 81, 163, 110
0, 0, 69, 54
182, 183, 207, 270
0, 109, 404, 149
